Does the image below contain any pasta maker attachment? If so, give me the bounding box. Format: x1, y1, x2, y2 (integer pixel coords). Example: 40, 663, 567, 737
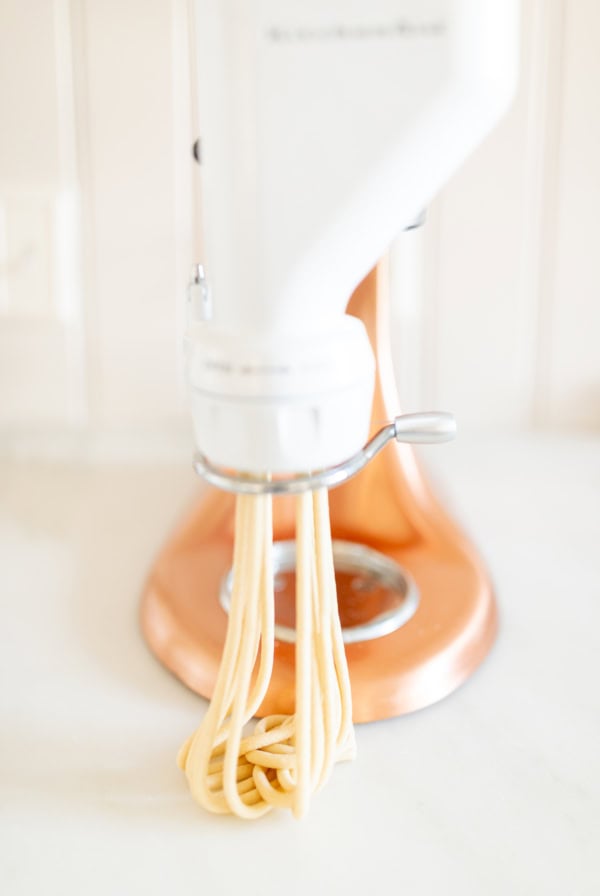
141, 0, 519, 721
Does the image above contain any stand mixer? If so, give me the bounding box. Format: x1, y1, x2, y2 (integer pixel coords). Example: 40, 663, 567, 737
141, 0, 519, 722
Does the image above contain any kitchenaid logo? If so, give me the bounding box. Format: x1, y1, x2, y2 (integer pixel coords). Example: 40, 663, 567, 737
266, 19, 447, 43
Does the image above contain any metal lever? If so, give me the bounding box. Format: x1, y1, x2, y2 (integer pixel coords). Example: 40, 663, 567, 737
393, 411, 456, 443
193, 411, 456, 496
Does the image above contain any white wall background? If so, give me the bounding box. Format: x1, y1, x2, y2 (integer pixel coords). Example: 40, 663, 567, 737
0, 0, 599, 460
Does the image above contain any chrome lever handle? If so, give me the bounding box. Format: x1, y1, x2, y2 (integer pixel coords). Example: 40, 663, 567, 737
393, 411, 456, 444
193, 411, 456, 495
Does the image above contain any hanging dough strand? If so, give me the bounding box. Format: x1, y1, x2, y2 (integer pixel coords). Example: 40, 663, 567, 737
178, 487, 355, 819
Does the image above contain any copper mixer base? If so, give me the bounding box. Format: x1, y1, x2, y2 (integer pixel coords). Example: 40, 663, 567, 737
140, 263, 497, 722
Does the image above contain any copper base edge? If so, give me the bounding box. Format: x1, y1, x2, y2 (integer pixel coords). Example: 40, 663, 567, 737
140, 557, 497, 723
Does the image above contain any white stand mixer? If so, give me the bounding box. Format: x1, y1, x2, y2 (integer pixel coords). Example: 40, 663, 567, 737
141, 0, 520, 721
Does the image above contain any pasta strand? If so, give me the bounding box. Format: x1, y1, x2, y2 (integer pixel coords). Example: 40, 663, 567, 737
178, 488, 355, 819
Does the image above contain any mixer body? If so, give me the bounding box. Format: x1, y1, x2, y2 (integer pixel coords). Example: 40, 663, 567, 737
140, 0, 518, 720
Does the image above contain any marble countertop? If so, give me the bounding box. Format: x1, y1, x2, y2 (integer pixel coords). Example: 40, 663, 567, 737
1, 434, 599, 895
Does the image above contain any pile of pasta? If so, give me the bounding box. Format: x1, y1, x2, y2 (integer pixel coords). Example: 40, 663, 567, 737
178, 488, 355, 819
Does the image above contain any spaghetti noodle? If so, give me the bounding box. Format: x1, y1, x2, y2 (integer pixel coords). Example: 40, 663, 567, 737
178, 488, 355, 819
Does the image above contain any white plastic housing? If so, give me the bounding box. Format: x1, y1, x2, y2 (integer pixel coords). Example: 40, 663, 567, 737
187, 315, 375, 472
187, 0, 519, 474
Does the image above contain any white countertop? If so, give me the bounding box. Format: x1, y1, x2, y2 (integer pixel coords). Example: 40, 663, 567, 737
1, 434, 599, 895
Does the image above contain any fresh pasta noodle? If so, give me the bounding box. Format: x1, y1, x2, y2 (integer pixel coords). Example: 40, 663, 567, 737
178, 487, 355, 819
